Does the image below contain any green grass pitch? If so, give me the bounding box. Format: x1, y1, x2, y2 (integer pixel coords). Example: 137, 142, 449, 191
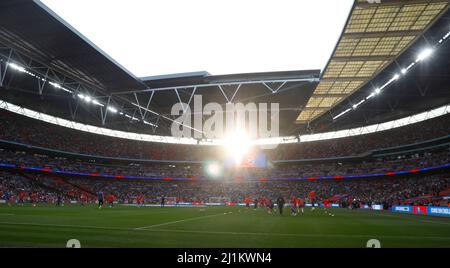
0, 204, 449, 248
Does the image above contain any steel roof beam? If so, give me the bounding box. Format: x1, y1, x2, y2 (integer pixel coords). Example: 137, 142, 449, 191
356, 0, 448, 8
343, 30, 421, 39
111, 77, 319, 96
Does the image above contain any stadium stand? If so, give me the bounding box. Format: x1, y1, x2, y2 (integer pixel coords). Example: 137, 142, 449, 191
0, 146, 449, 179
0, 110, 449, 209
1, 171, 449, 208
1, 109, 449, 161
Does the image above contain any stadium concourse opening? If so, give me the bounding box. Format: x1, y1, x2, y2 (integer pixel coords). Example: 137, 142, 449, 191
0, 0, 449, 254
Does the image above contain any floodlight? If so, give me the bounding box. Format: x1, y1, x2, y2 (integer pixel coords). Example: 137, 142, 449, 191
416, 48, 433, 62
50, 82, 62, 88
92, 100, 103, 106
143, 120, 158, 127
8, 63, 26, 72
206, 162, 222, 177
107, 106, 118, 113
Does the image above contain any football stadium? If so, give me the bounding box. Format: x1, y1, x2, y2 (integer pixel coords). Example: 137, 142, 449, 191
0, 0, 450, 251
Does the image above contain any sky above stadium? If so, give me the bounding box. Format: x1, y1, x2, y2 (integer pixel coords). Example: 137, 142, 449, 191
40, 0, 353, 78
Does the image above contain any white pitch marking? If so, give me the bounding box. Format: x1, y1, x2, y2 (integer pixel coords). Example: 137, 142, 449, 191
0, 221, 126, 231
0, 221, 448, 241
142, 228, 450, 240
134, 213, 226, 230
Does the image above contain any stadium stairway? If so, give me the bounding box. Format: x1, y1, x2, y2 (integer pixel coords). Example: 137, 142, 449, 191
56, 176, 96, 198
439, 188, 450, 196
19, 172, 65, 196
20, 173, 94, 199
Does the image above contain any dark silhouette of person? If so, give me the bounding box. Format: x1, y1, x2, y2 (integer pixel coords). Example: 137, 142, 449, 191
277, 197, 285, 215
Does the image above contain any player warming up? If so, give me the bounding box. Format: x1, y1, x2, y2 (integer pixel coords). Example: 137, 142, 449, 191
297, 198, 305, 215
98, 191, 104, 209
107, 193, 115, 208
266, 199, 274, 214
277, 197, 285, 216
291, 197, 298, 216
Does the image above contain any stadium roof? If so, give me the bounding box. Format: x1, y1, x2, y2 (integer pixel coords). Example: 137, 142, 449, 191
0, 0, 449, 139
308, 8, 450, 134
0, 0, 145, 92
296, 0, 450, 124
0, 0, 322, 136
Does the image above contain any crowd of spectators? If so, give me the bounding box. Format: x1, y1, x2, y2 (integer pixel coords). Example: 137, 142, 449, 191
0, 149, 201, 178
0, 109, 449, 161
0, 148, 448, 179
270, 114, 450, 160
1, 170, 449, 208
1, 108, 449, 210
272, 150, 450, 178
0, 172, 62, 204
